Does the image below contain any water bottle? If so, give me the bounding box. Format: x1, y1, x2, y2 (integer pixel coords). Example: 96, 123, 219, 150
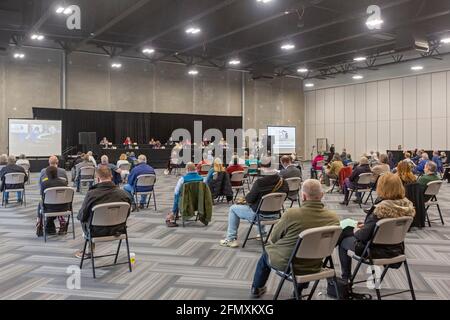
130, 253, 136, 267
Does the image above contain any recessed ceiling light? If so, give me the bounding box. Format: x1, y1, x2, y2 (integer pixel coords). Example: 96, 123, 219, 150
185, 27, 201, 35
281, 43, 295, 50
111, 62, 122, 69
353, 56, 366, 62
188, 69, 199, 75
55, 6, 65, 14
411, 65, 423, 71
366, 19, 383, 28
142, 48, 155, 55
30, 34, 45, 41
256, 0, 273, 3
13, 52, 25, 59
229, 59, 241, 65
297, 68, 308, 73
440, 37, 450, 44
63, 7, 72, 15
305, 83, 314, 88
352, 75, 364, 80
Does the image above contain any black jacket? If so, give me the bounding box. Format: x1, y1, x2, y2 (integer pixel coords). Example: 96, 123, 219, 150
405, 183, 426, 228
208, 171, 233, 198
0, 164, 28, 191
245, 173, 289, 213
41, 178, 70, 213
77, 181, 132, 237
349, 163, 371, 185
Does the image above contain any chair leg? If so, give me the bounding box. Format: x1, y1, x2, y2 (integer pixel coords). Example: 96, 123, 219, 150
241, 222, 254, 248
146, 193, 151, 209
153, 190, 157, 211
437, 204, 444, 225
307, 280, 320, 300
264, 225, 274, 245
43, 216, 47, 243
349, 259, 364, 288
90, 240, 96, 279
347, 191, 354, 206
273, 277, 286, 300
370, 265, 382, 300
332, 276, 340, 300
80, 240, 88, 269
257, 220, 265, 252
125, 235, 132, 273
71, 212, 76, 240
425, 207, 431, 227
404, 260, 416, 300
135, 194, 139, 212
114, 239, 122, 264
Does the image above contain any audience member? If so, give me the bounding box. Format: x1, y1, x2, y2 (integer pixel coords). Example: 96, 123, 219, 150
432, 151, 443, 173
16, 154, 30, 168
310, 152, 324, 179
338, 173, 415, 282
165, 162, 204, 227
75, 166, 132, 259
245, 154, 259, 174
279, 155, 302, 180
340, 149, 347, 162
417, 161, 440, 202
39, 155, 68, 192
340, 157, 371, 204
343, 153, 352, 166
0, 155, 28, 204
250, 179, 339, 297
403, 152, 416, 168
123, 154, 155, 210
371, 154, 391, 182
117, 153, 131, 180
206, 158, 233, 203
220, 157, 288, 248
74, 154, 95, 192
87, 151, 97, 167
227, 156, 245, 186
396, 161, 417, 186
414, 153, 429, 174
99, 155, 122, 184
324, 153, 343, 186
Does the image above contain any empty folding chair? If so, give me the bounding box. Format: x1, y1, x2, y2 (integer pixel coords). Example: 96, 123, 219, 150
273, 226, 342, 300
42, 187, 75, 242
285, 177, 302, 208
242, 192, 287, 251
134, 174, 157, 211
347, 216, 415, 300
423, 181, 444, 226
1, 172, 26, 207
346, 173, 373, 208
79, 166, 95, 194
79, 202, 132, 279
230, 171, 246, 202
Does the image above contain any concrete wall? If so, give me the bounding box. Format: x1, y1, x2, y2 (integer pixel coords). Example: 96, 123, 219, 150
0, 47, 305, 156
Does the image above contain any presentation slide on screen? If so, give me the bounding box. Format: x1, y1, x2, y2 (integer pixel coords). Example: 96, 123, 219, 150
9, 119, 62, 157
267, 126, 296, 154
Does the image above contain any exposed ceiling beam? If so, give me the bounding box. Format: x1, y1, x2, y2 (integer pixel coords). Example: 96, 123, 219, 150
205, 0, 414, 63
71, 0, 152, 52
124, 0, 239, 56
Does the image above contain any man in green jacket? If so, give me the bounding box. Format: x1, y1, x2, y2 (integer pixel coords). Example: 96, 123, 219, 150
417, 161, 440, 202
251, 179, 340, 298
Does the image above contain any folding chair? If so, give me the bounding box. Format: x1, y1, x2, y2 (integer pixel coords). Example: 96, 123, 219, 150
1, 172, 26, 207
363, 173, 385, 205
423, 181, 444, 226
273, 226, 342, 300
177, 181, 212, 227
328, 178, 340, 193
242, 192, 287, 251
315, 160, 324, 180
119, 163, 131, 182
248, 163, 259, 183
134, 174, 157, 211
79, 202, 132, 279
42, 187, 75, 242
285, 177, 302, 208
18, 163, 31, 184
346, 173, 373, 208
347, 216, 415, 300
79, 166, 95, 194
230, 171, 246, 202
242, 166, 250, 189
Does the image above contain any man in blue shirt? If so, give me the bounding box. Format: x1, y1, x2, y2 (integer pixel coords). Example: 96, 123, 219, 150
414, 153, 429, 175
165, 162, 203, 227
123, 154, 155, 210
432, 151, 443, 174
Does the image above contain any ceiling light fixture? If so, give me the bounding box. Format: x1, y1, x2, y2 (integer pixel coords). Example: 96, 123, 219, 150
142, 48, 155, 55
228, 59, 241, 65
281, 43, 295, 50
13, 52, 25, 59
63, 7, 73, 15
440, 37, 450, 44
353, 56, 366, 62
256, 0, 273, 3
111, 62, 122, 69
366, 18, 383, 28
55, 6, 65, 14
411, 65, 423, 71
30, 34, 45, 41
185, 27, 201, 35
352, 75, 364, 80
304, 83, 314, 88
297, 68, 308, 73
188, 69, 199, 75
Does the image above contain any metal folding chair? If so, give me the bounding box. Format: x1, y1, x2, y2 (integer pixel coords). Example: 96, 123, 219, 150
134, 174, 157, 211
285, 177, 302, 208
42, 187, 75, 242
1, 172, 26, 207
230, 171, 246, 202
423, 181, 444, 226
346, 173, 373, 207
79, 166, 95, 194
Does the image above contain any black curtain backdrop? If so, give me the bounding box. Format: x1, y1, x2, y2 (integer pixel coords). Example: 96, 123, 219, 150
32, 108, 242, 152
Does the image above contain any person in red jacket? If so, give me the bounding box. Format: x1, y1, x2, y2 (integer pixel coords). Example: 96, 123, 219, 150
123, 137, 132, 145
227, 156, 244, 186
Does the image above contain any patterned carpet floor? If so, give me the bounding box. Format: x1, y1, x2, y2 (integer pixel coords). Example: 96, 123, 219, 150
0, 165, 449, 300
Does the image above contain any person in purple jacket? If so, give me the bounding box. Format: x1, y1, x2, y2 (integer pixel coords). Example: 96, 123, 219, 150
123, 154, 155, 210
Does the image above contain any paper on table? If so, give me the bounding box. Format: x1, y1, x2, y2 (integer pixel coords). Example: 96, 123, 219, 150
340, 218, 358, 229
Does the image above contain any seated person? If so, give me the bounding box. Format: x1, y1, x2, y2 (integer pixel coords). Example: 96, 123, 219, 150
340, 149, 347, 162
165, 151, 180, 175
411, 149, 423, 164
343, 153, 352, 166
403, 152, 416, 169
39, 155, 68, 193
388, 152, 396, 170
98, 155, 122, 185
0, 155, 28, 204
16, 154, 30, 168
371, 153, 391, 182
396, 160, 417, 186
206, 158, 233, 202
99, 137, 109, 147
432, 151, 443, 174
154, 140, 162, 149
417, 161, 440, 202
75, 166, 132, 259
37, 166, 69, 237
414, 153, 429, 175
279, 155, 302, 180
220, 158, 289, 248
74, 154, 95, 192
340, 157, 371, 204
310, 152, 324, 179
227, 156, 244, 186
116, 153, 131, 180
196, 152, 213, 175
324, 153, 343, 186
251, 179, 340, 297
87, 151, 97, 167
245, 154, 259, 174
165, 162, 204, 227
71, 152, 83, 181
127, 152, 137, 166
123, 155, 155, 210
338, 173, 415, 282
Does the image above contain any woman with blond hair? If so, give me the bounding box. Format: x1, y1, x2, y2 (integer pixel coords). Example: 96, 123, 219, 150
116, 153, 130, 181
338, 173, 415, 282
206, 158, 233, 202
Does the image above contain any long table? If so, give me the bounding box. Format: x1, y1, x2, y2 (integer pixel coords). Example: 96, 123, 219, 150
90, 146, 172, 168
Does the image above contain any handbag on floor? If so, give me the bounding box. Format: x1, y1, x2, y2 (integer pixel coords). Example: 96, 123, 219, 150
327, 278, 372, 300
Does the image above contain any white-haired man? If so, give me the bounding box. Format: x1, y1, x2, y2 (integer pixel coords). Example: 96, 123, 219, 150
123, 154, 155, 210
